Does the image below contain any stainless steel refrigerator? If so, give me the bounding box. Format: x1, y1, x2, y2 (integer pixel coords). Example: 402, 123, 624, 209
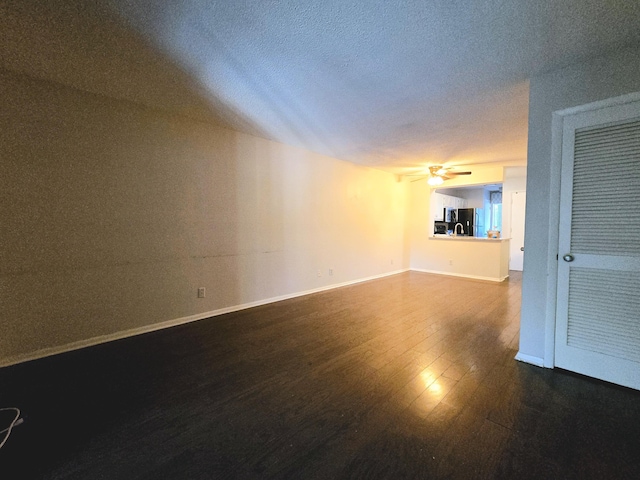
457, 208, 484, 237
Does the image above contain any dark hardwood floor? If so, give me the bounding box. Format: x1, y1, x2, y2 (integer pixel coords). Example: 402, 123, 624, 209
1, 271, 639, 479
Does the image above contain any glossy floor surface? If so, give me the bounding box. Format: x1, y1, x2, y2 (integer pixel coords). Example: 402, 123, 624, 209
1, 271, 639, 479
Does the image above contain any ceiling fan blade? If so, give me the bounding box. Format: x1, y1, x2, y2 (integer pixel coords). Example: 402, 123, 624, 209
405, 166, 471, 181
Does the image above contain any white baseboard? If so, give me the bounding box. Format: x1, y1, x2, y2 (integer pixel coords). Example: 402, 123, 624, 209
514, 351, 546, 368
410, 268, 508, 283
0, 268, 410, 368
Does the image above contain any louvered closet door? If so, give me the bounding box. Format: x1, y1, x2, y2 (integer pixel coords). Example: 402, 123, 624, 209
555, 97, 640, 390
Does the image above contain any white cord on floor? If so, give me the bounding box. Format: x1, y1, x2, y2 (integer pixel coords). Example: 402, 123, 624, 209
0, 407, 21, 450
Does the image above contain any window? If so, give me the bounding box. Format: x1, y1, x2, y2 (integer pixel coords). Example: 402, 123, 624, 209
489, 191, 502, 231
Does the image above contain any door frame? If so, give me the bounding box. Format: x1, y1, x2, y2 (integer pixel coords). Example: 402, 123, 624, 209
544, 91, 640, 368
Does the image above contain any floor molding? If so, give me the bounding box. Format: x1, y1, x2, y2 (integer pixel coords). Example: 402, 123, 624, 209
0, 269, 410, 368
514, 351, 546, 368
411, 268, 508, 283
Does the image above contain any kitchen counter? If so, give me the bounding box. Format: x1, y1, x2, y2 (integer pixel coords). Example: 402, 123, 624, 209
414, 236, 510, 281
431, 235, 510, 242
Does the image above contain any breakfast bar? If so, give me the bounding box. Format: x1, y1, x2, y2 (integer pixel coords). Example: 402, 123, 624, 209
421, 236, 510, 282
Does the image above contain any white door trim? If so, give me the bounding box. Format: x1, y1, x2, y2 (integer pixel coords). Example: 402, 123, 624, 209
545, 91, 640, 370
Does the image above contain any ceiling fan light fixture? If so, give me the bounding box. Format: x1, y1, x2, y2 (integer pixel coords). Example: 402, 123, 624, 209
427, 175, 444, 186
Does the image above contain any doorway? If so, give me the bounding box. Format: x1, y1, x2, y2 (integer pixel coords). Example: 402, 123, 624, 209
509, 191, 526, 271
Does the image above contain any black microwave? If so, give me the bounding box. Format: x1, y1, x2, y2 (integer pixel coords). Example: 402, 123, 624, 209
434, 221, 448, 235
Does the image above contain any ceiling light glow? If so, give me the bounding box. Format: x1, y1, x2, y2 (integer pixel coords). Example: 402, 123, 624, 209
427, 175, 444, 186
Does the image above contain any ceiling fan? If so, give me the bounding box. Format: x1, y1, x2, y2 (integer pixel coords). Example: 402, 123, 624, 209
407, 165, 472, 185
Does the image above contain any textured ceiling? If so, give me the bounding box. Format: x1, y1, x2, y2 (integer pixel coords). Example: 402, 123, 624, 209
3, 1, 640, 174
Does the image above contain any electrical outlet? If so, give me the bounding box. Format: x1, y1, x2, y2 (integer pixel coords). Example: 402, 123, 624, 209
197, 287, 206, 298
449, 259, 453, 266
390, 259, 394, 265
317, 270, 322, 277
329, 268, 333, 276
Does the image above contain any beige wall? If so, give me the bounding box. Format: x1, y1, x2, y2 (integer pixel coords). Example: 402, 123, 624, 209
0, 69, 408, 365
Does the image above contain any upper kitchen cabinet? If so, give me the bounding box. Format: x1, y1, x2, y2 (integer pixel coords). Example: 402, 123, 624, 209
432, 192, 467, 220
433, 193, 444, 221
